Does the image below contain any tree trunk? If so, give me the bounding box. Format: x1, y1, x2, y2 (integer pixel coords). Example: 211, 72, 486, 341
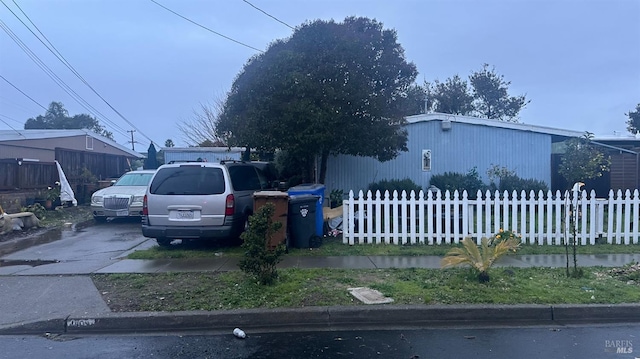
318, 151, 329, 184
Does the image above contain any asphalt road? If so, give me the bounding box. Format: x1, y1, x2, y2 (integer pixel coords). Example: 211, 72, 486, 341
0, 324, 637, 359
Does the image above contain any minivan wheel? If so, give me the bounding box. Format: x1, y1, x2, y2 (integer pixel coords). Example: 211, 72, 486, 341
156, 237, 172, 247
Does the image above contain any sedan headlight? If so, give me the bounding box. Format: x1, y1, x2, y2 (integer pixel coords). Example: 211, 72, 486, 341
92, 195, 103, 205
132, 195, 144, 204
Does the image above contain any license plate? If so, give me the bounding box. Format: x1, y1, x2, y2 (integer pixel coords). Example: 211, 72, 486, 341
116, 210, 129, 216
177, 210, 194, 219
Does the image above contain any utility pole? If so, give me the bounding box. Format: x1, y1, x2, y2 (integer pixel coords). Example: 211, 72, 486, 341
127, 130, 136, 151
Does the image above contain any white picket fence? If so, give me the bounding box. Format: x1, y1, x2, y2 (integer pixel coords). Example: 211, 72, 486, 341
342, 189, 640, 245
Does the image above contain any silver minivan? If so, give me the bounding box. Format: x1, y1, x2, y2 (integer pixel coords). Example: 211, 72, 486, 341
141, 161, 271, 246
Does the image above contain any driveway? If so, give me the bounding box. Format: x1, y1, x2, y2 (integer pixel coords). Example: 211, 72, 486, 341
0, 219, 154, 275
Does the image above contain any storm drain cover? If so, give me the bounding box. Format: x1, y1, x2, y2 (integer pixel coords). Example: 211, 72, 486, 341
347, 287, 394, 304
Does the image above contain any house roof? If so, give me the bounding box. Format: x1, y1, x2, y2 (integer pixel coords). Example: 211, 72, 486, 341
0, 129, 142, 158
405, 113, 585, 139
591, 133, 640, 153
592, 133, 640, 143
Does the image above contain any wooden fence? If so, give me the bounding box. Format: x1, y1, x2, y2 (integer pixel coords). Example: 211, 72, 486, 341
342, 189, 639, 245
0, 159, 58, 190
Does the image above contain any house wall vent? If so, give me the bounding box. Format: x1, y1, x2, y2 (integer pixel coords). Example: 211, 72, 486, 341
441, 120, 452, 131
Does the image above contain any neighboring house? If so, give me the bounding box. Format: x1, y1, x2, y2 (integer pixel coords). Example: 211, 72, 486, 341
162, 146, 245, 163
324, 113, 585, 195
589, 134, 639, 193
0, 129, 143, 190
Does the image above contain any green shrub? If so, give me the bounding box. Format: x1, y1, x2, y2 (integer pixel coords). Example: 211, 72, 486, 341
367, 178, 422, 195
441, 229, 520, 283
498, 175, 548, 194
238, 203, 286, 285
429, 167, 484, 197
329, 189, 344, 208
21, 203, 47, 220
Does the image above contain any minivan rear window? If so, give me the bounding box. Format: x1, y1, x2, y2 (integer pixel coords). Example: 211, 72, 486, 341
228, 165, 263, 191
149, 166, 225, 195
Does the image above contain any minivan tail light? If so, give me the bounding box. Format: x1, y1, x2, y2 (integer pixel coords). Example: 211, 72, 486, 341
225, 194, 235, 216
142, 194, 148, 216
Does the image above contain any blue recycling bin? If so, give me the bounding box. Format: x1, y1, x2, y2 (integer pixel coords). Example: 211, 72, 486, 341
288, 184, 325, 236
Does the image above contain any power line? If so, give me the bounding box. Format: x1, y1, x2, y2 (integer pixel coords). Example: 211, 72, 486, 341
0, 74, 47, 110
241, 0, 294, 30
0, 18, 129, 139
0, 20, 127, 137
0, 113, 24, 124
0, 94, 43, 114
2, 0, 157, 146
149, 0, 264, 53
0, 113, 24, 134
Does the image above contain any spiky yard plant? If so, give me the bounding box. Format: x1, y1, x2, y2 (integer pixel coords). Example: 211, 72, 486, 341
239, 203, 287, 285
441, 232, 520, 283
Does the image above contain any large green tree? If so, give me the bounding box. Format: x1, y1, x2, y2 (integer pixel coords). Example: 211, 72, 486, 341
216, 17, 417, 183
423, 64, 529, 122
400, 83, 427, 117
625, 103, 640, 134
424, 75, 474, 115
470, 64, 529, 121
24, 101, 113, 139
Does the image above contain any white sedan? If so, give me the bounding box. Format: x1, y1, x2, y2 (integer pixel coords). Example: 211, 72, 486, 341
91, 170, 156, 222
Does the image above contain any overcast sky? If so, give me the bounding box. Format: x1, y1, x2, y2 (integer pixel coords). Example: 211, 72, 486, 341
1, 0, 638, 151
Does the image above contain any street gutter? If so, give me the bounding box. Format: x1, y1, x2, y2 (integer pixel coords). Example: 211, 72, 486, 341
1, 304, 639, 336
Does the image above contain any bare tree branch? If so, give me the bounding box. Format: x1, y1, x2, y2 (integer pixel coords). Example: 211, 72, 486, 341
177, 97, 227, 147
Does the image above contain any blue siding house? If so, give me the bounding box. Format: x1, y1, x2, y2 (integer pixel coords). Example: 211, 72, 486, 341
324, 113, 583, 194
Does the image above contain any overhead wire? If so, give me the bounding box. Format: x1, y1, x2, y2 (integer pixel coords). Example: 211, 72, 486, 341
0, 113, 25, 134
149, 0, 264, 53
3, 0, 155, 147
0, 113, 24, 124
0, 74, 47, 110
0, 94, 44, 115
0, 19, 130, 140
241, 0, 294, 30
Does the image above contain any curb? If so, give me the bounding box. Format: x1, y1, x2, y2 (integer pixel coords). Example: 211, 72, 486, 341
552, 303, 640, 323
2, 304, 639, 335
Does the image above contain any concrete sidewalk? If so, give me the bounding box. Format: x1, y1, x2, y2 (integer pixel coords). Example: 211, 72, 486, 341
1, 253, 639, 335
2, 253, 640, 276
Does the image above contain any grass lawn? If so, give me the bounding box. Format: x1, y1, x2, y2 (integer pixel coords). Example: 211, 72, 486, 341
91, 265, 640, 312
127, 236, 640, 260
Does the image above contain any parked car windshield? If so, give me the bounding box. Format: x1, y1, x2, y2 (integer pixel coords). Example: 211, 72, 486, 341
149, 166, 225, 195
114, 172, 155, 186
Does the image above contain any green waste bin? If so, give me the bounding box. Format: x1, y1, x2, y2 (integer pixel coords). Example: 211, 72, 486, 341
288, 195, 318, 248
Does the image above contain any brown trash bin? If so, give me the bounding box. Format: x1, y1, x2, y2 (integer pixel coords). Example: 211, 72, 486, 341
253, 191, 289, 249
